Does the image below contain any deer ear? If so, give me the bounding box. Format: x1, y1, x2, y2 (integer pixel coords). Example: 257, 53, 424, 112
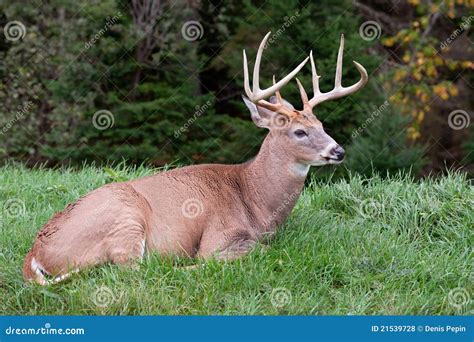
242, 96, 274, 129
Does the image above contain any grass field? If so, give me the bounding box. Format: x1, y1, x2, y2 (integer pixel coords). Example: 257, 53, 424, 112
0, 165, 472, 315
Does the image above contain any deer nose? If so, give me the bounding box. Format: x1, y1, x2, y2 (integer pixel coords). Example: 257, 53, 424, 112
331, 145, 345, 161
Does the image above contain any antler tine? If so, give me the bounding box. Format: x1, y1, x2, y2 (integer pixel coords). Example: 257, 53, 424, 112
295, 78, 311, 112
309, 50, 321, 96
335, 34, 344, 89
308, 34, 368, 108
272, 75, 283, 103
243, 49, 252, 100
243, 32, 309, 104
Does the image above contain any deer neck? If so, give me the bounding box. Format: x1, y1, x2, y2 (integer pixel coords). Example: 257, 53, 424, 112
240, 133, 308, 233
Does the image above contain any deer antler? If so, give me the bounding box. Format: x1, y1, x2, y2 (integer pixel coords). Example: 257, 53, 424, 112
243, 32, 309, 113
297, 34, 368, 110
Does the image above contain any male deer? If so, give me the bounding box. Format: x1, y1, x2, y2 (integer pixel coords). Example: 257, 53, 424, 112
23, 32, 367, 285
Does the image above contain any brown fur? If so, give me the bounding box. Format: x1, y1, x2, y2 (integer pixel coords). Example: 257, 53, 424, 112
23, 183, 152, 282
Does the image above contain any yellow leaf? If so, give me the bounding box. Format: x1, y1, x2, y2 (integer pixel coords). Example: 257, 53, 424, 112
417, 111, 425, 123
426, 65, 438, 77
407, 127, 421, 140
394, 69, 407, 81
449, 86, 459, 96
383, 37, 395, 47
434, 57, 444, 66
434, 85, 449, 100
430, 4, 440, 12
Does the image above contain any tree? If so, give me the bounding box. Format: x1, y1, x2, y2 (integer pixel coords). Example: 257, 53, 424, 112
354, 0, 473, 174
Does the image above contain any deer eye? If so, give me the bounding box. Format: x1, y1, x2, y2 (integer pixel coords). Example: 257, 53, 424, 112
294, 129, 308, 138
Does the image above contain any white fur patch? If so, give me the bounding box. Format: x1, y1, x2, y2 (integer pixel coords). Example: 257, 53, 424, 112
31, 257, 78, 285
140, 239, 146, 258
310, 143, 343, 166
50, 269, 79, 284
319, 143, 338, 159
288, 163, 310, 177
31, 257, 47, 285
31, 257, 42, 274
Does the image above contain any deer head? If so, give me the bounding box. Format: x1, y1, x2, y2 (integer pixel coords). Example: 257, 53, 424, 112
242, 32, 368, 167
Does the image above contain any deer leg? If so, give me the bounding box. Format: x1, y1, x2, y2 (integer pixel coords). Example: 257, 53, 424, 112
198, 229, 257, 261
105, 222, 147, 266
215, 238, 257, 261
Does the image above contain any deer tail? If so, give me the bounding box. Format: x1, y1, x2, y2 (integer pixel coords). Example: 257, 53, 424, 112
23, 250, 46, 285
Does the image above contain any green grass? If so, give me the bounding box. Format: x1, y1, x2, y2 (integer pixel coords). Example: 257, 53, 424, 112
0, 165, 472, 315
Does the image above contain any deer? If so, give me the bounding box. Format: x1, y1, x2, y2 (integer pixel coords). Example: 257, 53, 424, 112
23, 32, 368, 285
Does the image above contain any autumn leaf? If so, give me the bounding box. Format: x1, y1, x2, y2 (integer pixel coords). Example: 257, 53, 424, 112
407, 127, 421, 140
448, 86, 459, 97
382, 37, 395, 47
433, 84, 449, 100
